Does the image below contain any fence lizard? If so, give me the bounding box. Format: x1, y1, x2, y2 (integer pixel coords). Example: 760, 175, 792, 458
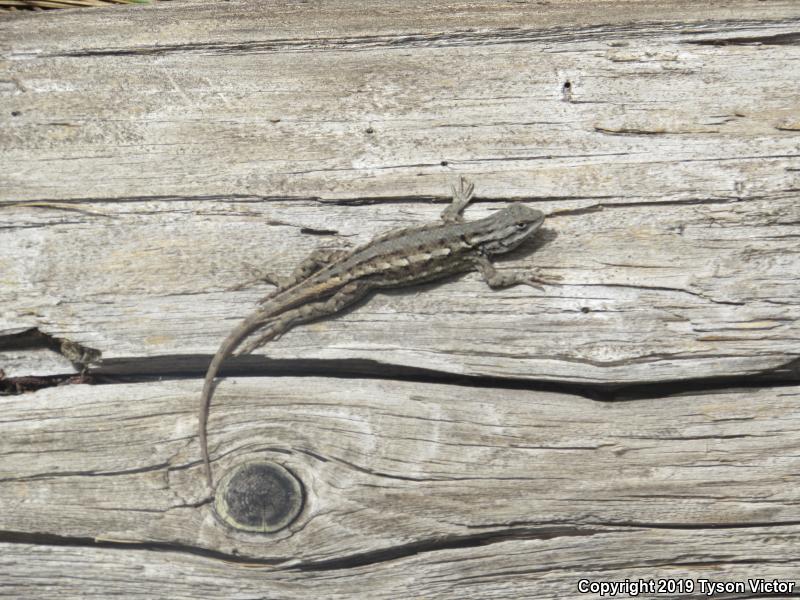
200, 177, 552, 487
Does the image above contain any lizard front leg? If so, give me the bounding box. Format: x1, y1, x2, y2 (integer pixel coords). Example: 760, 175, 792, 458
472, 255, 558, 291
441, 176, 475, 223
368, 177, 475, 244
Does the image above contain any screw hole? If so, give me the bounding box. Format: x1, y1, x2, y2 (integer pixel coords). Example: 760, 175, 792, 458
580, 306, 590, 314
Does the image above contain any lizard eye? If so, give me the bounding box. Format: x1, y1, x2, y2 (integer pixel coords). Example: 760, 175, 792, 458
515, 222, 527, 230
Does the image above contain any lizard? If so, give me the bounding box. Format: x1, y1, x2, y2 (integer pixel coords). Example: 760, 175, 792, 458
199, 177, 552, 488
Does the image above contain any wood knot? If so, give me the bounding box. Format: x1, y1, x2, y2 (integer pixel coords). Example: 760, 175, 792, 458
214, 461, 304, 533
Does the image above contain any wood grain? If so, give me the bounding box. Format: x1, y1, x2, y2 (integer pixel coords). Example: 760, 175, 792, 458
2, 378, 799, 563
2, 528, 800, 599
2, 193, 798, 383
2, 1, 799, 384
2, 0, 799, 596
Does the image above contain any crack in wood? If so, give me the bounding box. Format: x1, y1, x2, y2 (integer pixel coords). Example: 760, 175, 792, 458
291, 526, 606, 571
0, 328, 100, 393
0, 460, 172, 484
686, 31, 800, 46
42, 519, 781, 571
38, 19, 798, 58
3, 354, 795, 400
0, 529, 283, 566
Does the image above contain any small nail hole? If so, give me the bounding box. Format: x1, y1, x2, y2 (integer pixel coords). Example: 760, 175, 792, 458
561, 80, 574, 102
440, 160, 449, 167
580, 307, 590, 313
365, 127, 374, 134
11, 111, 21, 117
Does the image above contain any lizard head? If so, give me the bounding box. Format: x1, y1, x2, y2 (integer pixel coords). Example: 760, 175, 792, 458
471, 204, 545, 255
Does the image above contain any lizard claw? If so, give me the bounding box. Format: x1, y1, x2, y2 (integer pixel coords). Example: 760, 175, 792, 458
522, 279, 545, 292
531, 270, 562, 283
523, 271, 562, 291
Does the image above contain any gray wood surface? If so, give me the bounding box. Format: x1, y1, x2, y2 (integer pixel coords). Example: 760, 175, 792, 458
2, 528, 800, 599
2, 1, 799, 384
1, 379, 800, 585
2, 0, 799, 597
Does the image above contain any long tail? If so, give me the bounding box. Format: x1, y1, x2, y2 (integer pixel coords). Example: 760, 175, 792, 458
199, 312, 273, 488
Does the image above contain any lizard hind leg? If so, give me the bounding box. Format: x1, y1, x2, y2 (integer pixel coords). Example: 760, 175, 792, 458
240, 281, 371, 355
441, 176, 475, 223
258, 247, 350, 303
231, 318, 285, 357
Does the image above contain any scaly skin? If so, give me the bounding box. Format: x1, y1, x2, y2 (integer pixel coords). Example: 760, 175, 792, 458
199, 178, 549, 487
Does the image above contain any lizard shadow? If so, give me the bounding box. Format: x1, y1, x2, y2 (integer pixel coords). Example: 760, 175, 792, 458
504, 225, 558, 261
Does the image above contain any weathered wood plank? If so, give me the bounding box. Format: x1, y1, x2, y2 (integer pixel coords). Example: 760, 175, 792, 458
2, 1, 799, 383
2, 528, 800, 599
2, 2, 800, 596
2, 195, 798, 381
3, 4, 800, 202
1, 378, 799, 563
